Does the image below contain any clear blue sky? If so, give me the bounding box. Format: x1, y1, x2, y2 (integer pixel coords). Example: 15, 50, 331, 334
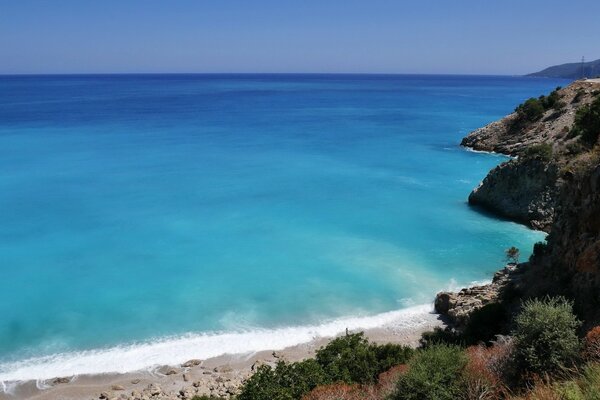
1, 0, 598, 75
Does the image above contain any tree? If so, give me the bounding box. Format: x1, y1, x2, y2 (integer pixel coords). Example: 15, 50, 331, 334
505, 247, 520, 264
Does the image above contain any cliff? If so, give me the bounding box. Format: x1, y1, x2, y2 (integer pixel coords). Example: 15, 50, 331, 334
462, 80, 600, 231
450, 79, 600, 327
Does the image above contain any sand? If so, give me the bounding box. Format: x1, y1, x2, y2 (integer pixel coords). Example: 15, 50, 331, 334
0, 312, 445, 400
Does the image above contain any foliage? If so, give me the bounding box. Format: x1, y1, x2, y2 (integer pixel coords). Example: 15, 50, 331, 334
583, 327, 600, 362
540, 87, 563, 110
463, 345, 510, 400
516, 98, 546, 122
390, 344, 468, 400
513, 297, 581, 376
419, 327, 463, 348
237, 332, 413, 400
237, 359, 329, 400
571, 96, 600, 146
524, 143, 554, 162
315, 332, 413, 384
301, 383, 366, 400
506, 246, 521, 264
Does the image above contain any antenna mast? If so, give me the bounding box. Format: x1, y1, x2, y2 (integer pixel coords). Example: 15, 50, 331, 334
581, 56, 585, 79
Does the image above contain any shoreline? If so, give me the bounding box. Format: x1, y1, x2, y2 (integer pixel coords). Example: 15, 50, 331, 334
0, 305, 445, 400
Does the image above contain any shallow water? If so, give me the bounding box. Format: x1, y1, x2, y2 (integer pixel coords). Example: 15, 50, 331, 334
0, 74, 564, 380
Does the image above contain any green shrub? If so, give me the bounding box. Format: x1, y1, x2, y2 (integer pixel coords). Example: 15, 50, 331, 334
315, 332, 413, 384
571, 96, 600, 146
513, 296, 581, 376
540, 87, 563, 110
390, 344, 467, 400
515, 98, 546, 122
237, 359, 329, 400
524, 143, 553, 162
419, 327, 463, 348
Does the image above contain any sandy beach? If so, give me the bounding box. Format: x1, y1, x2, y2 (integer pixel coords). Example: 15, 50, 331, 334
0, 311, 445, 400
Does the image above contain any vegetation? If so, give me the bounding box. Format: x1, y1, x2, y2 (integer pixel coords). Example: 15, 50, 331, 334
237, 332, 413, 400
315, 332, 414, 384
390, 344, 467, 400
513, 297, 581, 377
515, 97, 546, 122
514, 87, 563, 123
571, 96, 600, 146
238, 360, 329, 400
230, 297, 600, 400
506, 246, 521, 264
524, 143, 554, 161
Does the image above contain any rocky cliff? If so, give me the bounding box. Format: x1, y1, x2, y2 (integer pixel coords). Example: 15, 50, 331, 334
462, 80, 600, 232
454, 79, 600, 326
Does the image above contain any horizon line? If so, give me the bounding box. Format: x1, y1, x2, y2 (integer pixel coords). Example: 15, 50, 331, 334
0, 71, 548, 78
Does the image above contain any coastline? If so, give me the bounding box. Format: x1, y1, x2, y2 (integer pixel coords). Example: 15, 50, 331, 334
0, 305, 445, 400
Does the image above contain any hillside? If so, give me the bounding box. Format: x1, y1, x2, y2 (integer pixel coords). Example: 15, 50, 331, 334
461, 79, 600, 324
528, 58, 600, 79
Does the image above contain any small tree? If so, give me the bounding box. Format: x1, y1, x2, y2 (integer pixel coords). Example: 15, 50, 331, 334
505, 246, 520, 264
513, 296, 581, 376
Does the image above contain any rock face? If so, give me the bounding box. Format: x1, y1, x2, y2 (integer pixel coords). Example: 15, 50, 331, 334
463, 81, 600, 232
468, 158, 558, 231
435, 265, 525, 329
460, 79, 600, 326
526, 163, 600, 326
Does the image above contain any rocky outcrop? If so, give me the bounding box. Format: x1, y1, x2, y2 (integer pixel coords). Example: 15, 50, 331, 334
526, 162, 600, 326
435, 265, 526, 329
460, 79, 600, 326
461, 80, 600, 156
463, 81, 600, 232
468, 158, 558, 231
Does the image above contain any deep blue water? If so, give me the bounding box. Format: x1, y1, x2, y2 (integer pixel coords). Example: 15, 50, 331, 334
0, 74, 565, 380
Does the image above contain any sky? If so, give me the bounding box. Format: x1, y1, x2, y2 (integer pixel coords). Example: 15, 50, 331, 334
1, 0, 599, 75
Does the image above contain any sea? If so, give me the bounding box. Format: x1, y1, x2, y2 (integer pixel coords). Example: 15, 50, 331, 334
0, 74, 566, 383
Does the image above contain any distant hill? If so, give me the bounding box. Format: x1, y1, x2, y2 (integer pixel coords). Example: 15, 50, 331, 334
527, 58, 600, 79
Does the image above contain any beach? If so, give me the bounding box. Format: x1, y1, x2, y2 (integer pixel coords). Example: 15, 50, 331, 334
1, 310, 444, 400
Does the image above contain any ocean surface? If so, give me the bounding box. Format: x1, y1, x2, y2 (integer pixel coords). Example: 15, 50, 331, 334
0, 74, 565, 382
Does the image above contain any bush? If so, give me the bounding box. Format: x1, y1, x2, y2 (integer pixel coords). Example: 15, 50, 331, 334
583, 327, 600, 362
390, 344, 467, 400
540, 87, 563, 110
524, 144, 553, 162
315, 332, 413, 384
463, 345, 509, 400
516, 98, 546, 122
301, 383, 365, 400
237, 359, 329, 400
571, 96, 600, 146
513, 297, 581, 376
419, 327, 463, 348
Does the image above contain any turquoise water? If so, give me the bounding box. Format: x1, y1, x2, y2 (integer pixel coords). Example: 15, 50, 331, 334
0, 74, 563, 380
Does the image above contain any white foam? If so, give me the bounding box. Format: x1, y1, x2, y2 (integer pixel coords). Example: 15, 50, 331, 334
0, 304, 433, 383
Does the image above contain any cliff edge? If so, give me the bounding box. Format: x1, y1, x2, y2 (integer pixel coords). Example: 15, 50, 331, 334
462, 80, 600, 232
449, 79, 600, 326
